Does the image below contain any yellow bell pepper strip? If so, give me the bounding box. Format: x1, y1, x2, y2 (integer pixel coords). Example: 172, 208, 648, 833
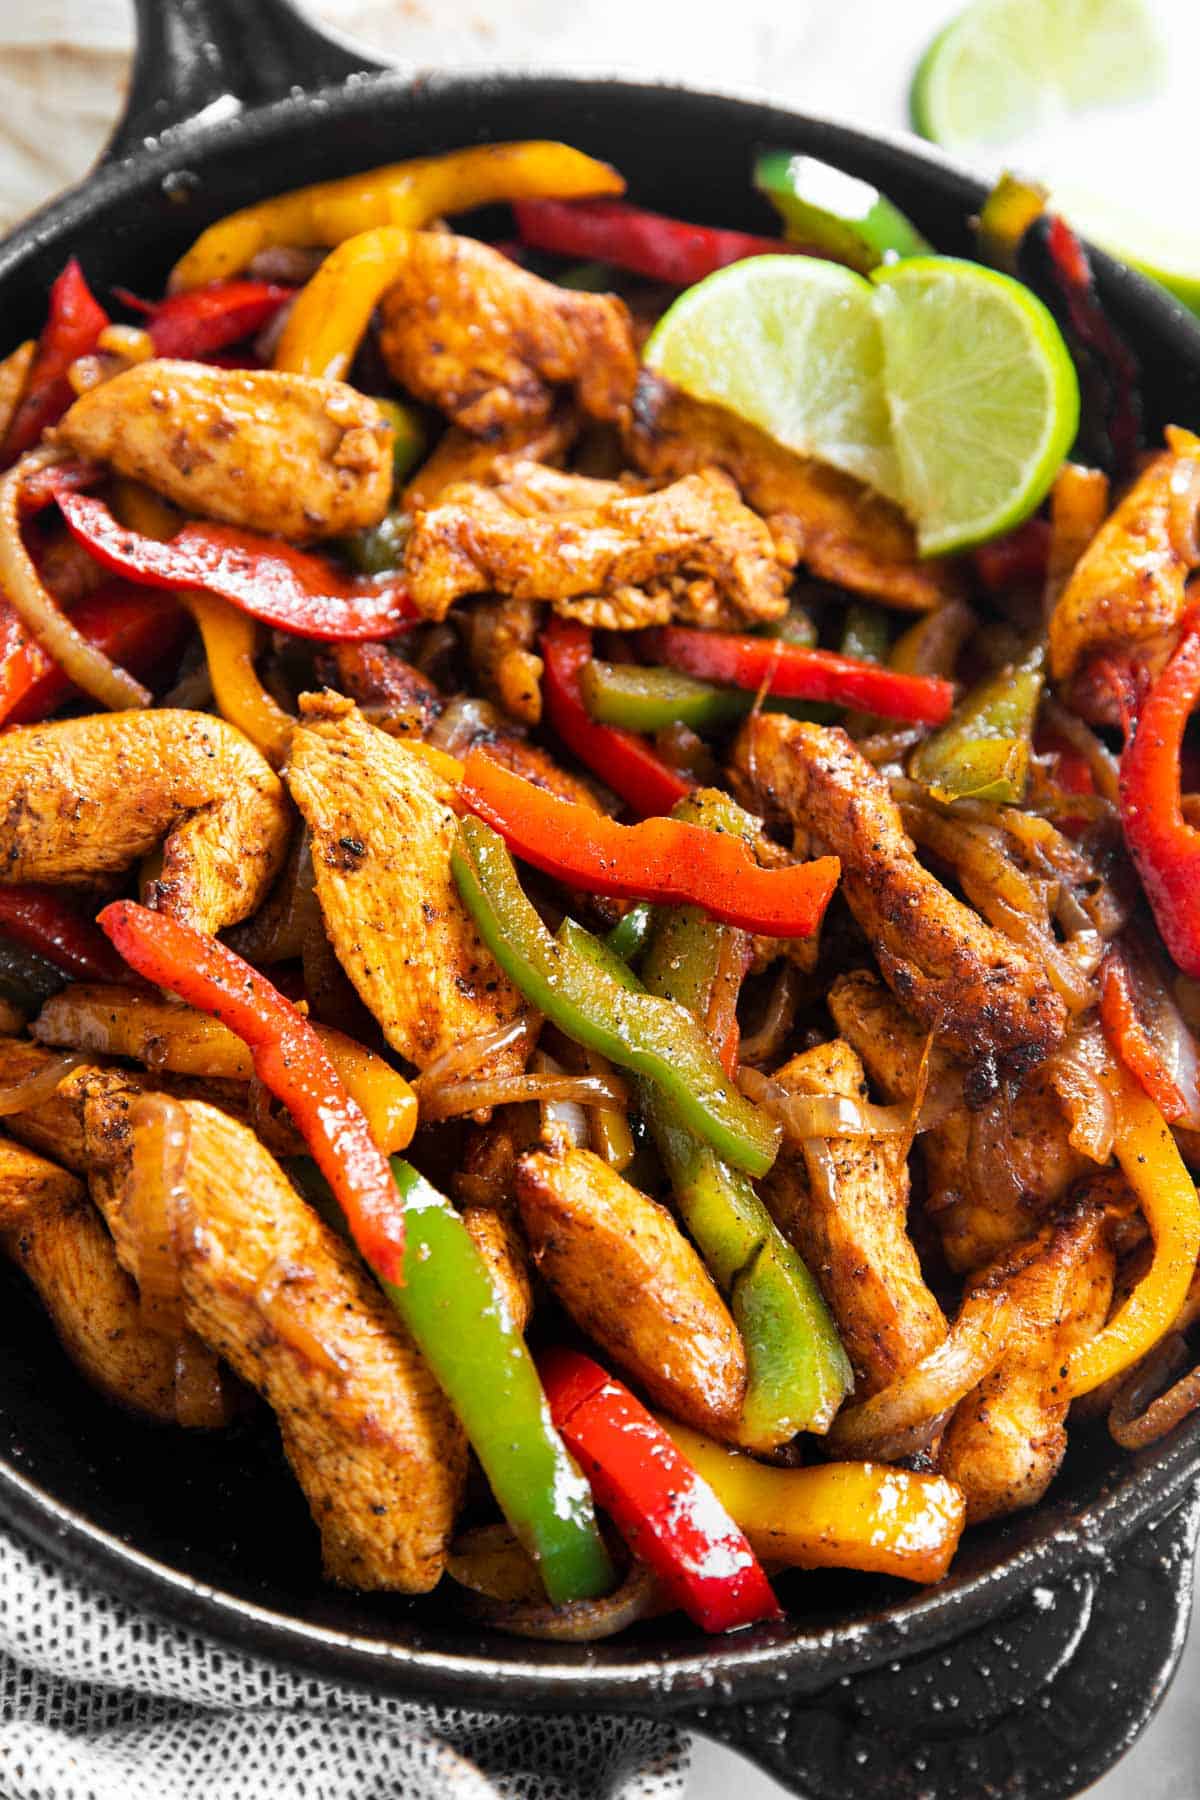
1066, 1064, 1200, 1398
458, 749, 840, 937
451, 816, 780, 1177
909, 645, 1045, 805
33, 980, 416, 1155
97, 901, 410, 1284
274, 228, 409, 380
539, 1348, 780, 1632
186, 591, 294, 768
662, 1420, 966, 1584
571, 914, 851, 1444
170, 142, 625, 291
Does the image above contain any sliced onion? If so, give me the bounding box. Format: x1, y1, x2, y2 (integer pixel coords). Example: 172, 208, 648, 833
1038, 696, 1120, 804
739, 1064, 958, 1142
0, 1048, 86, 1116
412, 1016, 534, 1099
739, 962, 800, 1067
459, 1552, 663, 1641
254, 1253, 349, 1379
430, 693, 503, 754
826, 1289, 1014, 1457
421, 1070, 625, 1125
0, 451, 150, 711
1108, 1334, 1200, 1448
1040, 1023, 1116, 1164
173, 1334, 229, 1429
124, 1092, 191, 1335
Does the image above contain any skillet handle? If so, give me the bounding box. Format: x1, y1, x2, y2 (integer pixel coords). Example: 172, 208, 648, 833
686, 1482, 1200, 1800
104, 0, 390, 164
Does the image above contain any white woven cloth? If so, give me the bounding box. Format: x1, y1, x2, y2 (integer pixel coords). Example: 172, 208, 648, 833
0, 1523, 687, 1799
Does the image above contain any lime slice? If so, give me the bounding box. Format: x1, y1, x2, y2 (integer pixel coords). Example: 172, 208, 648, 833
1049, 178, 1200, 316
872, 257, 1079, 556
643, 255, 903, 502
753, 150, 930, 274
912, 0, 1164, 152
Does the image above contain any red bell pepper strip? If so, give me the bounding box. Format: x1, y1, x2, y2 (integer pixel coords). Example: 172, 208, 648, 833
541, 618, 691, 816
538, 1347, 781, 1633
1044, 213, 1141, 478
514, 198, 798, 287
97, 901, 407, 1283
1099, 945, 1189, 1123
0, 582, 188, 728
0, 886, 133, 985
460, 749, 839, 936
972, 517, 1051, 593
114, 281, 293, 359
54, 484, 416, 641
1119, 613, 1200, 978
2, 260, 109, 465
643, 626, 955, 725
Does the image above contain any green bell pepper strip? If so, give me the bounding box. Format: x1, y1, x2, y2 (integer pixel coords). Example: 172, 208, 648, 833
452, 815, 780, 1178
839, 602, 890, 666
295, 1156, 615, 1606
570, 917, 852, 1444
605, 900, 655, 964
376, 398, 426, 482
754, 148, 931, 273
340, 509, 412, 577
910, 646, 1045, 805
581, 660, 753, 734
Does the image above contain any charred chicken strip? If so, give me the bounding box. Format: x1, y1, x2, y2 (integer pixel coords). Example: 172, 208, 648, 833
285, 693, 530, 1076
1048, 425, 1200, 685
628, 375, 962, 612
77, 1080, 465, 1591
939, 1201, 1114, 1523
516, 1147, 748, 1434
459, 597, 545, 726
733, 714, 1068, 1075
0, 710, 289, 934
313, 643, 444, 739
59, 360, 394, 540
829, 972, 1089, 1272
377, 232, 636, 436
758, 1038, 946, 1395
0, 1134, 189, 1423
404, 460, 789, 627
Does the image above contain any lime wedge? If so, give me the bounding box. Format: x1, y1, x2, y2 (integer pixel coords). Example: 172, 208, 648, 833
753, 150, 930, 274
872, 257, 1079, 556
643, 255, 903, 502
911, 0, 1164, 151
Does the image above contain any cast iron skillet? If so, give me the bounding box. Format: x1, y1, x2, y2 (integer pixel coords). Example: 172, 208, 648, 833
2, 4, 1200, 1794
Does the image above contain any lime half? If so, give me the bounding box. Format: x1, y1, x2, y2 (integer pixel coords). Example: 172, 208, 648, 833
643, 255, 903, 502
912, 0, 1164, 152
873, 257, 1079, 556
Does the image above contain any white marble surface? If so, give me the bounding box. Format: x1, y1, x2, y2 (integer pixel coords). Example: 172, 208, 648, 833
4, 1, 1197, 1794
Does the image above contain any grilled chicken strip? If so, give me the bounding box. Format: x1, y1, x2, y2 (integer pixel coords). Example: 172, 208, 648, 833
402, 410, 578, 514
377, 232, 636, 436
940, 1201, 1114, 1523
733, 715, 1067, 1074
829, 971, 1089, 1272
0, 710, 289, 934
404, 460, 789, 627
315, 642, 444, 739
460, 597, 545, 725
628, 375, 962, 612
74, 1078, 465, 1591
285, 693, 529, 1077
516, 1147, 747, 1433
758, 1038, 946, 1395
1048, 425, 1200, 685
59, 359, 393, 540
0, 1135, 186, 1423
